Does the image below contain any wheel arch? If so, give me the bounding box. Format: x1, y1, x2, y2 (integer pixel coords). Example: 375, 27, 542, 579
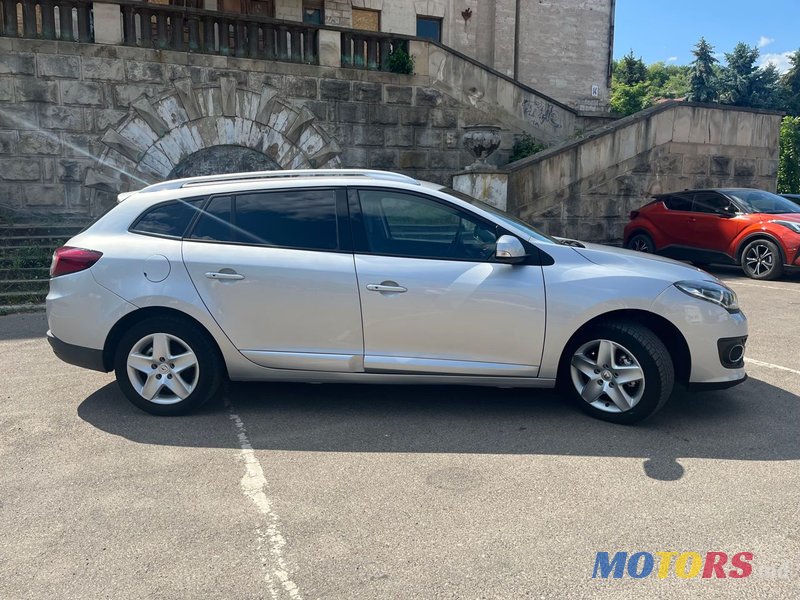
558, 309, 691, 385
102, 306, 228, 377
735, 232, 788, 265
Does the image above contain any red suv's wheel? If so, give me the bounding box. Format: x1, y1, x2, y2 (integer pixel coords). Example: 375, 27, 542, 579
626, 232, 655, 253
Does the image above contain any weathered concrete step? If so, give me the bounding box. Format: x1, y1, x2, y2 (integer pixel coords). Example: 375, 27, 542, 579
0, 224, 84, 238
0, 234, 72, 247
0, 254, 53, 269
0, 279, 50, 293
0, 267, 50, 278
0, 290, 48, 306
0, 303, 46, 316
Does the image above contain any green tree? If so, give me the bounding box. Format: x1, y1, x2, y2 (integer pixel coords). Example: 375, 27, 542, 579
610, 81, 652, 116
616, 50, 648, 85
647, 62, 691, 100
781, 49, 800, 116
778, 116, 800, 194
688, 37, 719, 103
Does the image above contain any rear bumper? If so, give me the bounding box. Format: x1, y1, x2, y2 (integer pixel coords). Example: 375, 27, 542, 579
47, 330, 108, 372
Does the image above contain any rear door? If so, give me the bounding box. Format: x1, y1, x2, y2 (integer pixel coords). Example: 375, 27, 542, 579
182, 188, 364, 372
350, 187, 546, 376
657, 193, 695, 247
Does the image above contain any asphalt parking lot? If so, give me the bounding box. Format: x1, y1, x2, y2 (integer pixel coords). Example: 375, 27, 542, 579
2, 268, 799, 599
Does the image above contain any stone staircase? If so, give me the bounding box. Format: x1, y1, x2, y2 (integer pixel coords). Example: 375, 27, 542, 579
0, 221, 87, 315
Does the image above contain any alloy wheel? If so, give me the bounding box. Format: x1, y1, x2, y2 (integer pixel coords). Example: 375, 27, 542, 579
744, 243, 775, 277
630, 236, 652, 253
570, 339, 646, 413
126, 332, 199, 405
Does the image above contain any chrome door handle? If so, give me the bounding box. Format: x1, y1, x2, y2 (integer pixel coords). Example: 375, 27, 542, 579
205, 271, 245, 280
366, 282, 407, 293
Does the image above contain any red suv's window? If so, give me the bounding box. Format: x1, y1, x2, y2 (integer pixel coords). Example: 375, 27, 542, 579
663, 194, 692, 211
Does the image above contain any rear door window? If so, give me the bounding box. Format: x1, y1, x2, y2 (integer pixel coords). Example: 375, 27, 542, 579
663, 194, 692, 211
235, 189, 339, 250
189, 196, 235, 242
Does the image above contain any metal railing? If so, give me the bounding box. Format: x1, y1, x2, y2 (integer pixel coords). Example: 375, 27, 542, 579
0, 0, 416, 74
0, 0, 92, 42
118, 1, 319, 63
340, 30, 407, 71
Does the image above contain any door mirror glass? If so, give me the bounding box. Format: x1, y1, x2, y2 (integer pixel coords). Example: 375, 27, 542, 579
495, 235, 527, 263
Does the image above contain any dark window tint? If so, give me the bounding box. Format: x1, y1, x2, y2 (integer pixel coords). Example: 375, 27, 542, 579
303, 6, 322, 23
416, 16, 442, 42
693, 192, 731, 214
235, 190, 338, 250
663, 194, 692, 211
359, 190, 497, 261
190, 196, 236, 242
132, 199, 204, 237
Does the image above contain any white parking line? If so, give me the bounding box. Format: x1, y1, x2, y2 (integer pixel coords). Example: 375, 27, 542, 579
746, 357, 800, 376
227, 399, 303, 600
727, 281, 800, 293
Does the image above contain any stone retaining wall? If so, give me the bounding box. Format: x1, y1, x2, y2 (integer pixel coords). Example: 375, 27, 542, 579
0, 38, 541, 217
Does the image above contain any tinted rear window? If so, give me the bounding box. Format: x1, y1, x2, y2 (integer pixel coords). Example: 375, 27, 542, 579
235, 190, 338, 250
663, 194, 692, 211
131, 199, 204, 238
190, 196, 235, 242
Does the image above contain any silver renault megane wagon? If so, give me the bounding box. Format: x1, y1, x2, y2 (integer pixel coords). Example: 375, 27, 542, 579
46, 169, 748, 424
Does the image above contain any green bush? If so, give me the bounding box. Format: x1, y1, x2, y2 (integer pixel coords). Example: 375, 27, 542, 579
778, 116, 800, 194
387, 46, 415, 75
509, 134, 547, 162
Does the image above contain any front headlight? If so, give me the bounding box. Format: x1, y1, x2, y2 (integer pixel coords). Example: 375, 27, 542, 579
770, 220, 800, 234
674, 280, 739, 312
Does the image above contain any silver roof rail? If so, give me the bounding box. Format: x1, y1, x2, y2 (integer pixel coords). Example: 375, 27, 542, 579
137, 169, 420, 193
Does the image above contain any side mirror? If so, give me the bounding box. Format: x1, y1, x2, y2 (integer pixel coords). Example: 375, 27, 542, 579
718, 205, 738, 217
495, 235, 527, 264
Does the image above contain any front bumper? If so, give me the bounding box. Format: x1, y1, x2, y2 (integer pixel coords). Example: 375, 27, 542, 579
651, 285, 748, 385
47, 330, 107, 372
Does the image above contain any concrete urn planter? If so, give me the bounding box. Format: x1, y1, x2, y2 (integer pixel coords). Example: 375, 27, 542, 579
462, 125, 502, 170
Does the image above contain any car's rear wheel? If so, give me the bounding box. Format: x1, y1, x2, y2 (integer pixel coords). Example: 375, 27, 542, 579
626, 232, 655, 253
114, 317, 223, 415
559, 321, 674, 424
741, 239, 784, 280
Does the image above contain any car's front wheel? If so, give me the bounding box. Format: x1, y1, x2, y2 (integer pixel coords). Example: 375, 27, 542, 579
114, 317, 223, 415
741, 239, 784, 280
560, 321, 674, 424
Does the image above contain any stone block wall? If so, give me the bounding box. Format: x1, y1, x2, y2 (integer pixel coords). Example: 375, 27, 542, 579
0, 38, 536, 217
503, 103, 783, 243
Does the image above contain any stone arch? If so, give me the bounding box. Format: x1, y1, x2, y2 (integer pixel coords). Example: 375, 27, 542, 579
85, 77, 341, 213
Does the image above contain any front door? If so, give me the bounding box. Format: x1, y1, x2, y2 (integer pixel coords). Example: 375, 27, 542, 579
351, 188, 546, 377
688, 191, 745, 259
182, 188, 364, 372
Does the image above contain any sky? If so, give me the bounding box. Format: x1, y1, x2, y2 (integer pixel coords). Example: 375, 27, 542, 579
613, 0, 800, 72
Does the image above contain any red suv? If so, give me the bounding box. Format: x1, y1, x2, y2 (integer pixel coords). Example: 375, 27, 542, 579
624, 188, 800, 280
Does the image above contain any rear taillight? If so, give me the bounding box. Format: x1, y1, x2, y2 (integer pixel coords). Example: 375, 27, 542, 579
629, 210, 640, 219
50, 247, 103, 277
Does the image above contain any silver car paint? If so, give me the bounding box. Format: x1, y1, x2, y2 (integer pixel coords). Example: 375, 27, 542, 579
47, 176, 747, 387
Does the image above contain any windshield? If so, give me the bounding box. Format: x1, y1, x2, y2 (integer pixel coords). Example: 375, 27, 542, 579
726, 190, 800, 214
441, 188, 558, 244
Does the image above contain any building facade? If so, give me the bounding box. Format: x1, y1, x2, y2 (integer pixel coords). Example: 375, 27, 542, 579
158, 0, 615, 113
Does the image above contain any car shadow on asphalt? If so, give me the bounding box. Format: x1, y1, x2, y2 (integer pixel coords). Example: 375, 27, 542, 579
78, 375, 799, 482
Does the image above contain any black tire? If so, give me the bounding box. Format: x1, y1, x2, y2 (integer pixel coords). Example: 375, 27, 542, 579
558, 320, 674, 425
114, 317, 223, 416
625, 232, 655, 253
740, 239, 784, 280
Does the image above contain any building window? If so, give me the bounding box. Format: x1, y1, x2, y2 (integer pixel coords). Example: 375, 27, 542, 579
416, 16, 441, 42
303, 1, 323, 24
352, 8, 380, 32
